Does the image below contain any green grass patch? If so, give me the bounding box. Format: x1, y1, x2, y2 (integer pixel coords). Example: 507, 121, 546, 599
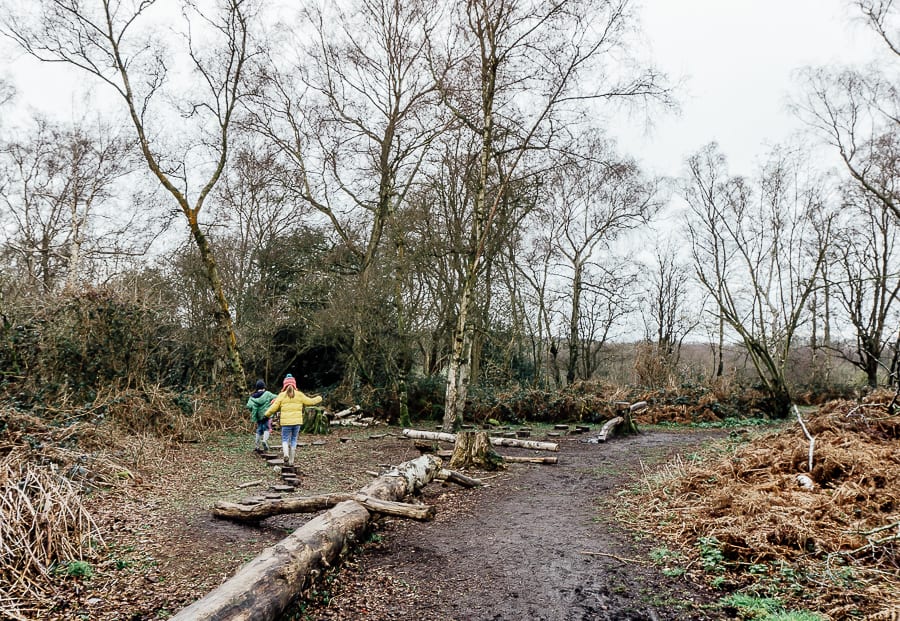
718, 593, 826, 620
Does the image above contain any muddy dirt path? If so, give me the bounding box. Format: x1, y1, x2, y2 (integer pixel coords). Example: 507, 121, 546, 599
305, 430, 726, 621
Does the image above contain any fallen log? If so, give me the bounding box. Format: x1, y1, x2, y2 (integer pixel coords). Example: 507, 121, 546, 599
502, 455, 558, 464
436, 468, 483, 488
213, 494, 434, 522
172, 455, 442, 621
331, 405, 362, 420
331, 415, 374, 427
489, 436, 559, 451
402, 428, 558, 452
596, 416, 624, 442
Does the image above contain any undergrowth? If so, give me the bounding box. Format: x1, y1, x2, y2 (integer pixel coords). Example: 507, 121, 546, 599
618, 391, 900, 620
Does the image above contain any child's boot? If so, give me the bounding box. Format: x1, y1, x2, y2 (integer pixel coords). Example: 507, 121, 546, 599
282, 442, 290, 466
288, 446, 296, 466
254, 432, 262, 452
262, 430, 270, 452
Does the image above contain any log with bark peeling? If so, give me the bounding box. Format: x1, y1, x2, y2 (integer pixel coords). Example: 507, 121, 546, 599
171, 454, 442, 621
330, 405, 362, 419
401, 428, 558, 452
213, 493, 435, 522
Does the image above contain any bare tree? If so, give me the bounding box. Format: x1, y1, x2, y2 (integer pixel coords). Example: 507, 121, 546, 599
856, 0, 900, 56
796, 1, 899, 222
249, 0, 446, 416
4, 0, 261, 387
547, 139, 658, 385
576, 265, 635, 380
685, 144, 832, 418
681, 143, 732, 379
638, 242, 700, 382
509, 212, 565, 388
829, 183, 900, 387
430, 0, 669, 430
0, 116, 133, 294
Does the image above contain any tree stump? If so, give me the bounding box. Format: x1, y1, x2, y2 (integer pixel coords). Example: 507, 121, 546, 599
448, 431, 505, 471
303, 407, 331, 434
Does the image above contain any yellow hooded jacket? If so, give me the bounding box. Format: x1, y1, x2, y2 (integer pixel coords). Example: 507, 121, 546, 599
264, 389, 322, 426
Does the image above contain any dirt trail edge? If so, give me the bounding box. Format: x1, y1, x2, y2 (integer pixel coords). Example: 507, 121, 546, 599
305, 430, 726, 621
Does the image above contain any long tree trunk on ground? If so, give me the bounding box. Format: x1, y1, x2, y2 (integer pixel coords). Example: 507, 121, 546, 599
171, 455, 442, 621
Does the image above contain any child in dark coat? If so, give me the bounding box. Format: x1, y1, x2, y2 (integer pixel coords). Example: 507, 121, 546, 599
246, 379, 277, 452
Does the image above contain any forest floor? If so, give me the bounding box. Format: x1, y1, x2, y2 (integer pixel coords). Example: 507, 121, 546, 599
39, 425, 731, 621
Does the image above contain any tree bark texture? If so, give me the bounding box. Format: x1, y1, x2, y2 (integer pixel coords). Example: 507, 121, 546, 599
448, 431, 504, 470
171, 455, 441, 621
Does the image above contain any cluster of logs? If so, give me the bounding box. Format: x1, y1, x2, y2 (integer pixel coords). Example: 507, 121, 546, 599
170, 423, 575, 620
329, 405, 376, 427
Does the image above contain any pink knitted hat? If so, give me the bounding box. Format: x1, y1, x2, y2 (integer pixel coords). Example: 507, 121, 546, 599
283, 374, 297, 389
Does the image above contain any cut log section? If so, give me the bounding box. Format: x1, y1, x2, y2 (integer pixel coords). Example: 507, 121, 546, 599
213, 493, 435, 522
402, 428, 558, 452
174, 455, 442, 621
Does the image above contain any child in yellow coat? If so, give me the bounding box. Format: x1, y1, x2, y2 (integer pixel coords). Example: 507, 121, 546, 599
264, 374, 323, 466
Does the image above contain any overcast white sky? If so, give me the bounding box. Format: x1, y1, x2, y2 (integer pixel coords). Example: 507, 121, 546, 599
0, 0, 891, 181
614, 0, 889, 179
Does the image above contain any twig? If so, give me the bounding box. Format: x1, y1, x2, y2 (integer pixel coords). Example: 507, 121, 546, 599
846, 520, 900, 537
237, 479, 263, 489
578, 550, 649, 565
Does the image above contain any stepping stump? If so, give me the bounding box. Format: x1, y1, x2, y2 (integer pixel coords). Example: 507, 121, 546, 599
267, 458, 285, 467
312, 441, 326, 446
272, 485, 295, 493
368, 434, 386, 440
501, 432, 516, 438
241, 497, 266, 505
547, 432, 561, 437
516, 430, 531, 438
553, 424, 570, 431
265, 493, 283, 500
339, 436, 351, 443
